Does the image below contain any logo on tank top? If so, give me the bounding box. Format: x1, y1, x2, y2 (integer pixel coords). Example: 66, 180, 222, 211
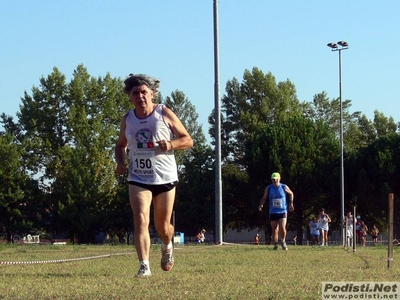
135, 129, 154, 148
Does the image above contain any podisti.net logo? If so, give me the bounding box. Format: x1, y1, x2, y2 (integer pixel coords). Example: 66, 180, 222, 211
322, 282, 400, 299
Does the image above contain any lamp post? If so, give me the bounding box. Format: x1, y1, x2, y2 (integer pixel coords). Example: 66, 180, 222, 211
214, 0, 223, 244
327, 41, 348, 246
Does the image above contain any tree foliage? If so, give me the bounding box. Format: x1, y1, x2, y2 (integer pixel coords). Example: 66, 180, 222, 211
213, 67, 400, 243
164, 90, 215, 236
0, 67, 212, 242
209, 67, 304, 165
347, 134, 400, 232
1, 65, 130, 242
0, 134, 30, 235
1, 64, 400, 244
244, 116, 339, 241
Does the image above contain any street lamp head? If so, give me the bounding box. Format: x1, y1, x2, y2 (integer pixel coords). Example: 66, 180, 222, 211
337, 41, 348, 48
327, 42, 338, 49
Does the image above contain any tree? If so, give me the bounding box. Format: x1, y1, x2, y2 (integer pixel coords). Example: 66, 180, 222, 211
244, 115, 339, 244
175, 145, 214, 236
0, 134, 30, 239
347, 133, 400, 234
164, 90, 206, 166
304, 91, 363, 152
1, 65, 130, 242
221, 163, 257, 231
345, 110, 398, 154
209, 67, 304, 165
163, 90, 215, 236
1, 67, 214, 243
210, 68, 340, 239
305, 93, 399, 152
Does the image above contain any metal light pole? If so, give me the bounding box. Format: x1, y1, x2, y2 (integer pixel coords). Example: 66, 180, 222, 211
327, 41, 348, 246
214, 0, 223, 244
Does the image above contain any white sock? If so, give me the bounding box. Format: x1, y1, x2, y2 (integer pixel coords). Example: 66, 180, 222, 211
140, 260, 150, 269
162, 241, 172, 250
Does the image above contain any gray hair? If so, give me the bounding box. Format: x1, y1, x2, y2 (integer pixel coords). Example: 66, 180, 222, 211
123, 74, 161, 96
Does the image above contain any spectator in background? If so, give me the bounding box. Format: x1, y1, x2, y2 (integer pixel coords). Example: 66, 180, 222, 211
318, 208, 331, 246
196, 229, 206, 244
360, 221, 368, 247
254, 234, 260, 245
345, 211, 355, 247
371, 224, 379, 246
309, 217, 320, 246
356, 216, 362, 244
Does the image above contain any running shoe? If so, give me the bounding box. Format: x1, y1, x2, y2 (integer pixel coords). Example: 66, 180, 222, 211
136, 264, 151, 277
273, 244, 279, 250
281, 241, 288, 251
161, 244, 174, 271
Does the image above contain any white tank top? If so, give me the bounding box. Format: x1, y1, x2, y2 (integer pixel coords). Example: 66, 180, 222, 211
125, 104, 178, 184
346, 216, 354, 229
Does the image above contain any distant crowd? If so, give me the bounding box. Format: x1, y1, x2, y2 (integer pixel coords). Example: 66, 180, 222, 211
251, 211, 381, 247
308, 210, 379, 247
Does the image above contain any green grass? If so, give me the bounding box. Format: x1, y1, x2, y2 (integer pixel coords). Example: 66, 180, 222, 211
0, 243, 399, 299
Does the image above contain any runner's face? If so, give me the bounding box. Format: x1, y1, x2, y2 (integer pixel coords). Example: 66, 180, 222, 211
271, 178, 280, 186
129, 84, 153, 108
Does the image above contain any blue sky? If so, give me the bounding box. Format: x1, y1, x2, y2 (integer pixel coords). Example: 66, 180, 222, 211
1, 1, 399, 137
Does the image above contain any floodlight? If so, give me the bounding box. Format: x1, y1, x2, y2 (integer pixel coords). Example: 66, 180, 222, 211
327, 42, 338, 49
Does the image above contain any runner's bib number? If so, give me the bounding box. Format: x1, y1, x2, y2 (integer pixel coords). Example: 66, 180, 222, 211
131, 150, 156, 180
272, 198, 283, 208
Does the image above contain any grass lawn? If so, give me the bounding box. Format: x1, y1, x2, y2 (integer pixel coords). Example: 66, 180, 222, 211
0, 243, 399, 299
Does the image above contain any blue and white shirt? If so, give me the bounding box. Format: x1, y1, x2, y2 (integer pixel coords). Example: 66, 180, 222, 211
268, 184, 288, 214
